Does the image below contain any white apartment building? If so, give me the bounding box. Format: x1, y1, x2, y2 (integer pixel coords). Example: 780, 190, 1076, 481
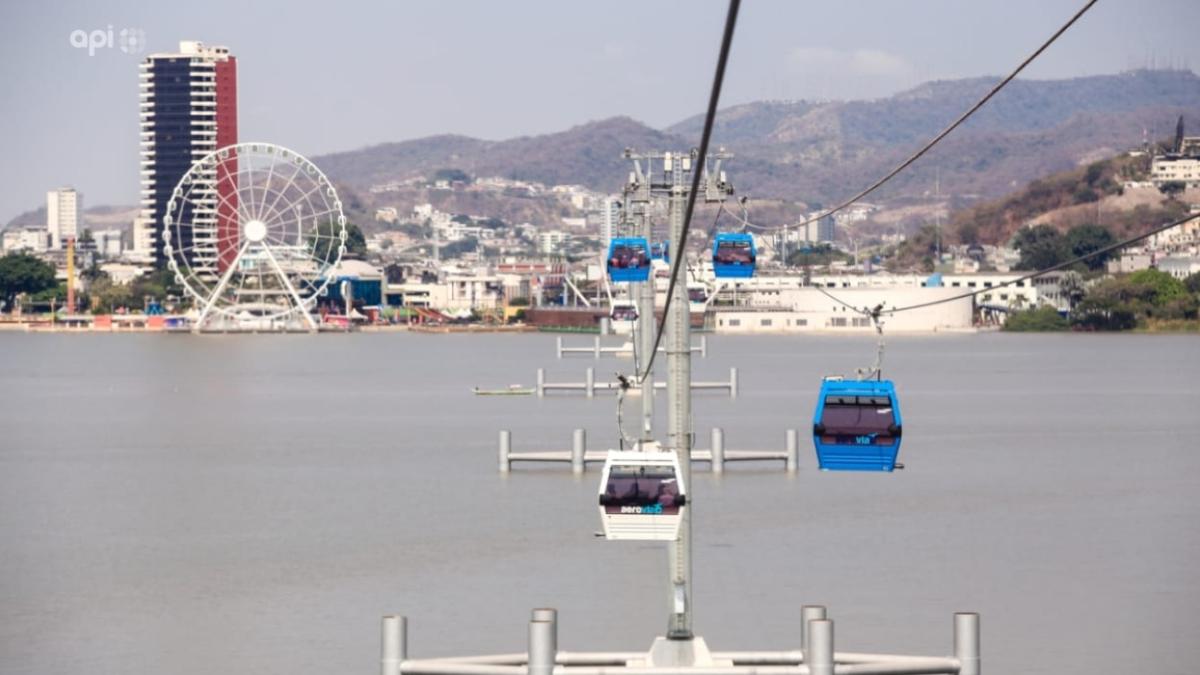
2, 228, 51, 253
1151, 156, 1200, 187
92, 229, 124, 258
46, 187, 82, 249
538, 230, 569, 254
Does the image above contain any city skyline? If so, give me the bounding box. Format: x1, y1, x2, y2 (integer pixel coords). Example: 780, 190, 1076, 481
2, 0, 1200, 223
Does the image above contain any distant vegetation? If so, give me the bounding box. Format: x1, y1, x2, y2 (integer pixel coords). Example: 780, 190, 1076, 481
1003, 305, 1069, 332
0, 253, 56, 310
1073, 269, 1198, 330
1011, 223, 1116, 271
1007, 269, 1200, 332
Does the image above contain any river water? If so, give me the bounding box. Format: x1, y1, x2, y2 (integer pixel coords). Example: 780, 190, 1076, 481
0, 332, 1197, 675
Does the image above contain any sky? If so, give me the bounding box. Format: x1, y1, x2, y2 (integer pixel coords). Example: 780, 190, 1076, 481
2, 0, 1198, 223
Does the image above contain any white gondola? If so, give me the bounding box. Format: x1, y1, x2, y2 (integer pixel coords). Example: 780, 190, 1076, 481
598, 449, 686, 541
610, 300, 638, 336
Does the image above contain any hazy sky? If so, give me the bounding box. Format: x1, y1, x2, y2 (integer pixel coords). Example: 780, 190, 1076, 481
2, 0, 1197, 222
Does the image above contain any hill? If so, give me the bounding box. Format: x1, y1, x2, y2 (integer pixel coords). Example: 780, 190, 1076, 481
317, 117, 687, 195
316, 70, 1200, 216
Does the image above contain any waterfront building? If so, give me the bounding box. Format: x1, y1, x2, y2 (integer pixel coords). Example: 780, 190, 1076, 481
139, 41, 238, 271
46, 187, 82, 249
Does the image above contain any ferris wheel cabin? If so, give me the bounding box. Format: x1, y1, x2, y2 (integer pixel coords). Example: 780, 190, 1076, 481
812, 378, 903, 472
712, 233, 756, 278
598, 450, 686, 541
606, 237, 651, 283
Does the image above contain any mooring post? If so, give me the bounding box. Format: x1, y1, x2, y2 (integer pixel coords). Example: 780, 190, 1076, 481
711, 427, 725, 474
955, 612, 980, 675
808, 618, 833, 675
499, 430, 512, 473
572, 429, 586, 475
381, 615, 406, 675
786, 429, 799, 473
556, 336, 563, 359
536, 368, 545, 398
800, 605, 827, 653
585, 367, 595, 398
730, 367, 739, 398
528, 610, 557, 675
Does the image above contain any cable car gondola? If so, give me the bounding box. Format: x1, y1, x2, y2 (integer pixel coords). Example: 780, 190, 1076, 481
712, 233, 756, 278
650, 240, 670, 263
812, 378, 903, 472
606, 237, 651, 283
598, 450, 686, 541
610, 301, 638, 323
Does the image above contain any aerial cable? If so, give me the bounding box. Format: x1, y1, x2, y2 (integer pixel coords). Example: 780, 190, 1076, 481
791, 0, 1099, 231
640, 0, 741, 381
614, 373, 639, 450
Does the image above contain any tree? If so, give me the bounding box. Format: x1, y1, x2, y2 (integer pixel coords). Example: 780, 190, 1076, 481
433, 168, 471, 184
1184, 272, 1200, 296
0, 253, 57, 311
1012, 224, 1066, 271
440, 236, 478, 258
1003, 305, 1068, 332
1064, 224, 1115, 271
1158, 181, 1186, 199
1127, 268, 1187, 305
312, 222, 367, 261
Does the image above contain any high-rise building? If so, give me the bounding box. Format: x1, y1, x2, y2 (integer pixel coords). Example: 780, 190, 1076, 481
46, 187, 82, 249
599, 197, 620, 248
139, 40, 238, 273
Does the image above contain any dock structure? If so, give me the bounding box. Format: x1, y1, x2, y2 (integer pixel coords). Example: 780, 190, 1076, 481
498, 428, 798, 475
381, 606, 980, 675
556, 335, 708, 359
535, 367, 737, 398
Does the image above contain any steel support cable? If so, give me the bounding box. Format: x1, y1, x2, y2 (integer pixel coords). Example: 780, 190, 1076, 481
789, 0, 1099, 231
639, 0, 741, 381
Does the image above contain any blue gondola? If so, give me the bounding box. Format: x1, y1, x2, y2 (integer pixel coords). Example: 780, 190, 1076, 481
607, 237, 651, 283
650, 240, 670, 263
712, 233, 756, 278
812, 378, 903, 472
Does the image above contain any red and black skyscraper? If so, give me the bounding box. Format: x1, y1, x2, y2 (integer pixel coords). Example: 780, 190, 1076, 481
139, 41, 238, 274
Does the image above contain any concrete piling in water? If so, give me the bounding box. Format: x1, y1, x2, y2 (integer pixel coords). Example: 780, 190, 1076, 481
786, 429, 799, 473
807, 618, 834, 675
730, 367, 739, 398
594, 336, 601, 358
499, 430, 512, 473
536, 368, 545, 398
528, 609, 557, 675
585, 367, 595, 398
556, 336, 563, 359
381, 615, 406, 675
711, 427, 725, 474
700, 335, 708, 358
572, 429, 586, 475
955, 612, 980, 675
800, 605, 827, 654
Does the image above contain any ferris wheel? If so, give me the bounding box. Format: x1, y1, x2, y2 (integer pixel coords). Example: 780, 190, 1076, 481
164, 142, 346, 331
